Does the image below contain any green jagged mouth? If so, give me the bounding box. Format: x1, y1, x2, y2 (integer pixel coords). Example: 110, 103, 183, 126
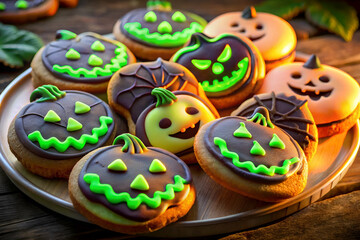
83, 174, 188, 210
200, 57, 249, 93
214, 137, 299, 176
123, 22, 204, 47
27, 116, 113, 152
52, 44, 128, 78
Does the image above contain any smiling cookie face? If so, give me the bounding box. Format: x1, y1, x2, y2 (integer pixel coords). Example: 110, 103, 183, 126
42, 30, 130, 83
78, 133, 192, 222
136, 88, 218, 156
15, 85, 115, 159
173, 33, 259, 97
119, 1, 205, 48
204, 7, 296, 63
259, 55, 360, 125
204, 108, 304, 183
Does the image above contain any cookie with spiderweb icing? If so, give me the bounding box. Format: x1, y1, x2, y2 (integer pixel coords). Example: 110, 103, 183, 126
231, 92, 318, 161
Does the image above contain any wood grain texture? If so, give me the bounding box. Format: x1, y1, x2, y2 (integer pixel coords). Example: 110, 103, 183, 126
0, 0, 360, 238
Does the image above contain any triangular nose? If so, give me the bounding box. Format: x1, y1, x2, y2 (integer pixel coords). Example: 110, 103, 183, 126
305, 81, 316, 87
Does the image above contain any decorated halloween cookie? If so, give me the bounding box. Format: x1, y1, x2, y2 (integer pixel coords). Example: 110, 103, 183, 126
194, 107, 308, 202
69, 133, 195, 234
8, 85, 119, 178
108, 58, 214, 133
0, 0, 58, 23
113, 0, 207, 60
231, 92, 318, 161
204, 6, 297, 72
258, 55, 360, 137
31, 30, 136, 93
136, 88, 219, 164
172, 33, 265, 109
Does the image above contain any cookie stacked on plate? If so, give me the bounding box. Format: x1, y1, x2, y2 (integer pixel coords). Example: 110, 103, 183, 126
7, 0, 360, 235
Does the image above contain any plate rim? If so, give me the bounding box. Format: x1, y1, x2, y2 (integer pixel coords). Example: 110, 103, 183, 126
0, 68, 359, 235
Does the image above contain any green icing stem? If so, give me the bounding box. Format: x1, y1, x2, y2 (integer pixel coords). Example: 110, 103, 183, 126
83, 174, 188, 210
213, 137, 300, 176
247, 112, 274, 129
52, 44, 128, 78
28, 116, 113, 152
151, 88, 177, 107
200, 57, 249, 93
30, 85, 66, 103
123, 22, 204, 48
113, 133, 148, 154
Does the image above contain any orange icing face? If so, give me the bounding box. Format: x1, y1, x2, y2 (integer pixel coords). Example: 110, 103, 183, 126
258, 55, 360, 125
204, 7, 296, 62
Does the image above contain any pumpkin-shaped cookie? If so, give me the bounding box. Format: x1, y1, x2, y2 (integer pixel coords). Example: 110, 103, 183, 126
69, 133, 195, 234
195, 107, 308, 202
0, 0, 59, 24
31, 30, 136, 93
258, 55, 360, 137
108, 58, 212, 133
113, 0, 207, 60
231, 92, 318, 161
8, 85, 118, 178
204, 6, 296, 71
136, 88, 219, 163
172, 33, 265, 109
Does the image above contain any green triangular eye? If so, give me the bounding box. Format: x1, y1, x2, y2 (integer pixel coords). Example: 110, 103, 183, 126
250, 141, 266, 156
75, 101, 91, 114
191, 59, 212, 70
44, 110, 61, 123
130, 174, 149, 191
269, 133, 285, 149
88, 54, 103, 66
15, 0, 28, 9
172, 11, 186, 22
108, 159, 127, 171
91, 40, 106, 52
233, 122, 252, 138
144, 11, 157, 22
157, 21, 172, 34
217, 44, 232, 63
65, 48, 80, 60
67, 117, 83, 132
149, 159, 167, 173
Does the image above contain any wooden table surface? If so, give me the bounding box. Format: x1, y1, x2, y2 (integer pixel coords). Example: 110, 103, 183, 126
1, 0, 360, 239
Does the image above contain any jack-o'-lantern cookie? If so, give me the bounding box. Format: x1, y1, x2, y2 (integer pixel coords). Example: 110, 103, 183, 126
108, 58, 214, 133
195, 107, 308, 202
113, 0, 207, 60
136, 88, 219, 164
31, 30, 136, 93
69, 133, 195, 234
231, 92, 318, 161
204, 6, 297, 72
258, 55, 360, 137
0, 0, 58, 24
8, 85, 120, 178
172, 33, 265, 109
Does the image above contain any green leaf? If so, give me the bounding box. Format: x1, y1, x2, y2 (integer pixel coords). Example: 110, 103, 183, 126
0, 23, 43, 68
306, 1, 359, 42
255, 0, 306, 19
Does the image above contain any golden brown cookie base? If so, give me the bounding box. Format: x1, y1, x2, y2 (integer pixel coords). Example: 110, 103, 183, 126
31, 44, 136, 93
7, 119, 116, 179
0, 0, 58, 24
69, 149, 196, 234
264, 50, 296, 72
194, 122, 308, 202
59, 0, 79, 8
113, 20, 183, 61
317, 103, 360, 138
